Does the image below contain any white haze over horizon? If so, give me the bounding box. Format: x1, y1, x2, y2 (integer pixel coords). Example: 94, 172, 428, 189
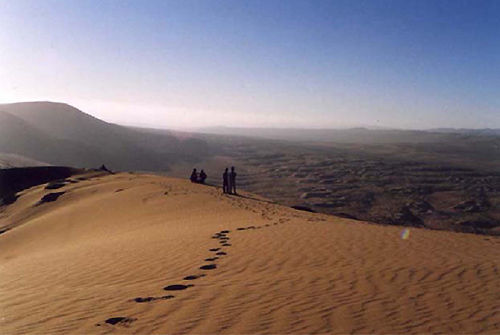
0, 97, 497, 131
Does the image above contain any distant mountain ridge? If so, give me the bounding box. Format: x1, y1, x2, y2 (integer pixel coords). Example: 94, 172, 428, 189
0, 102, 210, 171
430, 128, 500, 136
198, 126, 498, 143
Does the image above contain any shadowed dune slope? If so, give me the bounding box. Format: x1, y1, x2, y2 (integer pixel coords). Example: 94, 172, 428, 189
0, 173, 498, 334
0, 166, 81, 195
0, 166, 85, 208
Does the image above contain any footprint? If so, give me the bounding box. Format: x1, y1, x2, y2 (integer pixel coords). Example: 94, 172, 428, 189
222, 243, 231, 246
205, 257, 219, 261
102, 317, 136, 326
237, 227, 246, 231
36, 192, 65, 206
183, 274, 206, 280
200, 264, 217, 270
209, 248, 220, 252
132, 295, 174, 303
164, 284, 193, 291
216, 251, 227, 256
220, 230, 230, 234
45, 182, 66, 190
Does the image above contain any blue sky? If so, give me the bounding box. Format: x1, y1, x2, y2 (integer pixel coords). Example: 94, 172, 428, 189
0, 0, 499, 128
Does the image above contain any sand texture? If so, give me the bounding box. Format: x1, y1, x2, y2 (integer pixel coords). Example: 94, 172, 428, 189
0, 173, 499, 334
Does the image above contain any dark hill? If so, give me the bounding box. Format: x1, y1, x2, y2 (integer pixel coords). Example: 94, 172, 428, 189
0, 102, 210, 171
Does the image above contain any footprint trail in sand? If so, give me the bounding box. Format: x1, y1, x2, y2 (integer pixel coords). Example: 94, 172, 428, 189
101, 223, 284, 327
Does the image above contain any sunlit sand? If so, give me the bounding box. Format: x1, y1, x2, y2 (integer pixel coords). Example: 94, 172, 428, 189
1, 172, 498, 334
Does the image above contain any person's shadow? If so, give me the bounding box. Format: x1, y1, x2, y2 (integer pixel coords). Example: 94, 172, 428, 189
231, 193, 277, 205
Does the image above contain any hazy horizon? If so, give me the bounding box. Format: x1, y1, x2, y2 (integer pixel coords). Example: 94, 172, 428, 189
3, 100, 500, 132
1, 0, 499, 129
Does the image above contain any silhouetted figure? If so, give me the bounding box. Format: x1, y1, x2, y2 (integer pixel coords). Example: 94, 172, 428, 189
99, 164, 112, 173
199, 170, 207, 184
229, 166, 237, 194
222, 168, 229, 193
190, 168, 198, 183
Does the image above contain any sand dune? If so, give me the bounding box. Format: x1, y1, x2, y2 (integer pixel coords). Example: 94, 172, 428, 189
0, 173, 498, 334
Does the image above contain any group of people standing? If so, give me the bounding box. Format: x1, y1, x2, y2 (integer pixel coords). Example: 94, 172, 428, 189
190, 168, 207, 184
189, 166, 237, 194
223, 166, 237, 194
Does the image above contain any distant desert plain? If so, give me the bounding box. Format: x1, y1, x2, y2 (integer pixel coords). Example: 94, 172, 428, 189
0, 102, 499, 334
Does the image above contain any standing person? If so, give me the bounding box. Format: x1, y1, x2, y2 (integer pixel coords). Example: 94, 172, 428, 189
190, 168, 198, 183
222, 168, 229, 193
199, 169, 207, 184
229, 166, 237, 195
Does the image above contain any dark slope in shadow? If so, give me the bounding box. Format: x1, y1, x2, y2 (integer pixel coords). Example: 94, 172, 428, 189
36, 192, 66, 206
0, 166, 83, 206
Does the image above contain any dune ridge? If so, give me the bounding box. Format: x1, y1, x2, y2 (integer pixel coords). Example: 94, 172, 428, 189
0, 173, 498, 334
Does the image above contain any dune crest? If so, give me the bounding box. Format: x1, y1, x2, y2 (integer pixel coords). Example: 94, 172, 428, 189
0, 173, 498, 334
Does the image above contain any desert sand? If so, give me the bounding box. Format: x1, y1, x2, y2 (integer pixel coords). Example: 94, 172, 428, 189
0, 172, 498, 334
